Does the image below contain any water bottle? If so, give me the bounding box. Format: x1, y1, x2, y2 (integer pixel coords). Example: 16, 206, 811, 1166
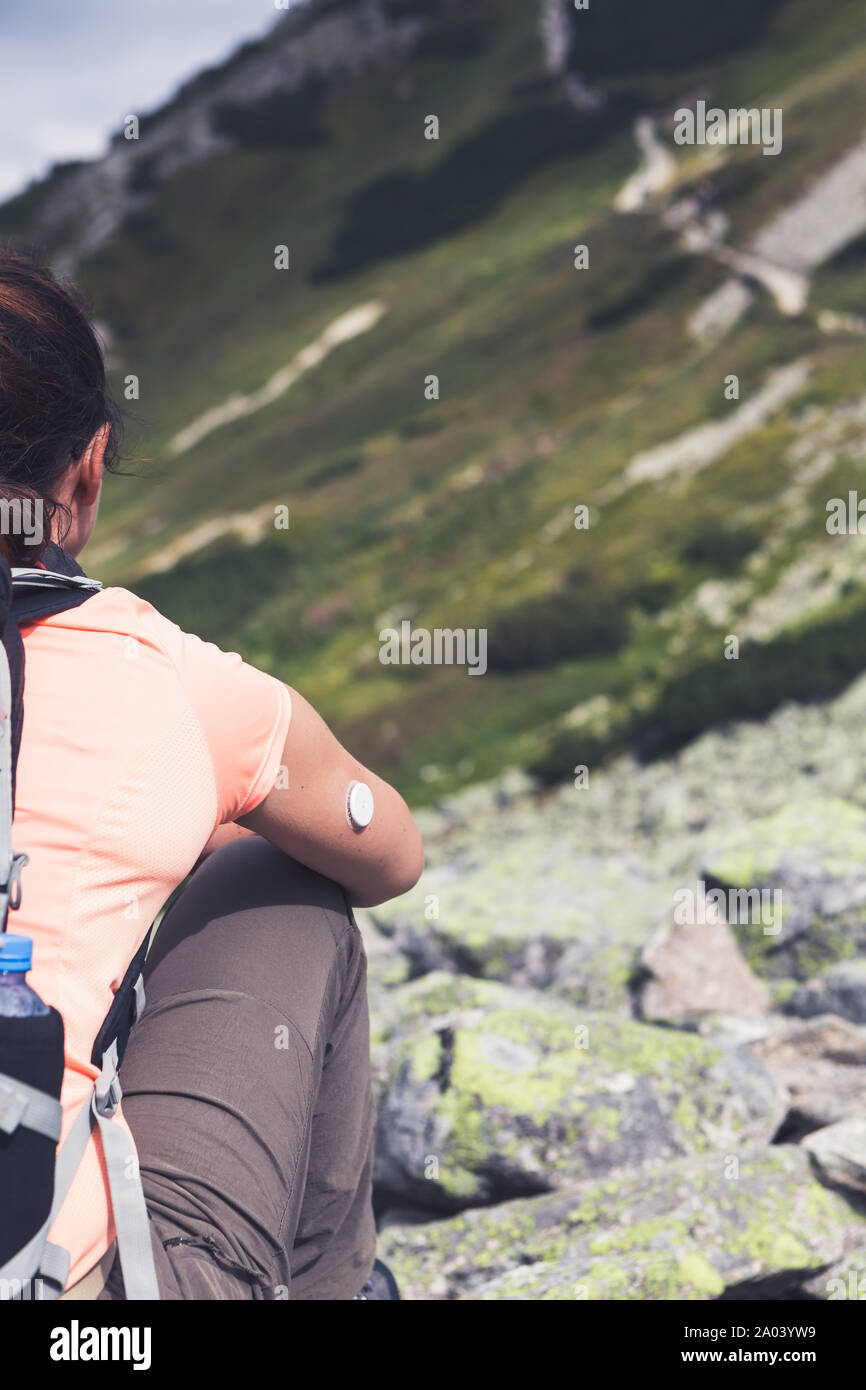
0, 933, 50, 1015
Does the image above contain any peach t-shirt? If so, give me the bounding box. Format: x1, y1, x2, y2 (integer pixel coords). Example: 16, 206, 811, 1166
12, 585, 292, 1288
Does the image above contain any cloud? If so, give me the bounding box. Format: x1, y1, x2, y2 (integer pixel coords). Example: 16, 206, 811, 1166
0, 0, 292, 201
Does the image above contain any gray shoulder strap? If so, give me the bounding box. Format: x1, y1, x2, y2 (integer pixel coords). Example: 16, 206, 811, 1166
0, 642, 13, 925
0, 1071, 63, 1141
10, 568, 102, 593
0, 642, 26, 931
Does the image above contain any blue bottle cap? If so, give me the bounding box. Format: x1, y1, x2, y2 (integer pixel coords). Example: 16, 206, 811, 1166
0, 934, 32, 971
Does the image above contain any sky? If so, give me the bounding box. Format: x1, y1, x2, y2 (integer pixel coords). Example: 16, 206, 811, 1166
0, 1, 301, 202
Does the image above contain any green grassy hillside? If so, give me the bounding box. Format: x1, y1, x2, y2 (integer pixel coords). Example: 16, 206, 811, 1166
4, 0, 866, 802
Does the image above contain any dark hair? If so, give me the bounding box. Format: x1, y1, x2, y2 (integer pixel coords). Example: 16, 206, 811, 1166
0, 249, 121, 565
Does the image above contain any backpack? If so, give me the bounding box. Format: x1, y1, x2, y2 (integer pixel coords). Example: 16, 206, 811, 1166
0, 545, 160, 1300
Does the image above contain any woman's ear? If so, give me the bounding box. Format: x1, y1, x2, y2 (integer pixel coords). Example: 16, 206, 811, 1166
76, 423, 110, 507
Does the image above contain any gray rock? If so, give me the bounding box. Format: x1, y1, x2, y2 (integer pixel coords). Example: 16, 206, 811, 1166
376, 1147, 866, 1300
787, 959, 866, 1025
696, 1014, 783, 1048
639, 914, 769, 1021
804, 1119, 866, 1196
750, 1015, 866, 1137
371, 972, 785, 1213
801, 1248, 866, 1301
701, 798, 866, 981
363, 695, 866, 1295
370, 851, 671, 1012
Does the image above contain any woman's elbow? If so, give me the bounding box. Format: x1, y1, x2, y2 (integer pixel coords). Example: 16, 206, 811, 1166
354, 826, 425, 908
397, 828, 425, 897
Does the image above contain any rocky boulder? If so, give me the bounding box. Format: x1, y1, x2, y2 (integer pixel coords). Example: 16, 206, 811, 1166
804, 1119, 866, 1196
638, 914, 770, 1022
376, 1146, 866, 1300
750, 1015, 866, 1139
786, 959, 866, 1025
371, 972, 786, 1212
370, 850, 671, 1012
701, 798, 866, 982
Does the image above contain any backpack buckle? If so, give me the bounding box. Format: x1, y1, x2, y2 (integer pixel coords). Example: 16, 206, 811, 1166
6, 852, 28, 911
0, 1080, 28, 1135
101, 1075, 123, 1116
94, 1041, 122, 1118
0, 851, 28, 929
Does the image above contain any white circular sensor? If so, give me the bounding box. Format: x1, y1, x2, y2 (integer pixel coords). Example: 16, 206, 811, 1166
346, 780, 374, 830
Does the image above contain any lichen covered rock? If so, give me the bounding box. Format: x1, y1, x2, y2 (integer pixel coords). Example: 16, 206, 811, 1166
372, 973, 785, 1211
702, 798, 866, 980
363, 698, 866, 1296
370, 849, 671, 1012
377, 1147, 866, 1300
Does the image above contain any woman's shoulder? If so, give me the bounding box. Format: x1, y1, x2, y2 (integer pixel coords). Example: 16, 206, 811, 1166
36, 585, 204, 679
51, 584, 179, 645
46, 583, 286, 708
39, 582, 292, 822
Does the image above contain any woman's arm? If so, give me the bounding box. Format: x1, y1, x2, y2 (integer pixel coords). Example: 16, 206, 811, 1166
237, 686, 425, 908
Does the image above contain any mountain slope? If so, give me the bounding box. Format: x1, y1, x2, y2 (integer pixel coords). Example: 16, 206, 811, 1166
4, 0, 866, 801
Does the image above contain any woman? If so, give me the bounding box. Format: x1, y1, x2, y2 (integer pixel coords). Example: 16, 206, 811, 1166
0, 251, 424, 1300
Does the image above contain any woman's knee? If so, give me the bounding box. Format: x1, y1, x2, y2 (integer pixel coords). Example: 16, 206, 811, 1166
179, 836, 351, 932
147, 836, 354, 965
139, 836, 364, 1051
117, 836, 374, 1293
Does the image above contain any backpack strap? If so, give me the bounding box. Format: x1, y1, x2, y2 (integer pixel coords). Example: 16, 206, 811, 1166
11, 566, 103, 624
0, 622, 27, 932
0, 556, 100, 925
92, 932, 150, 1071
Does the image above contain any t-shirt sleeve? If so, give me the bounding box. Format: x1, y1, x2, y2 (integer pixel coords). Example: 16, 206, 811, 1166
139, 605, 292, 825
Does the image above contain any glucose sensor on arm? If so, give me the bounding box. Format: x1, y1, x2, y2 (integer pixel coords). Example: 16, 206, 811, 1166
346, 779, 374, 831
